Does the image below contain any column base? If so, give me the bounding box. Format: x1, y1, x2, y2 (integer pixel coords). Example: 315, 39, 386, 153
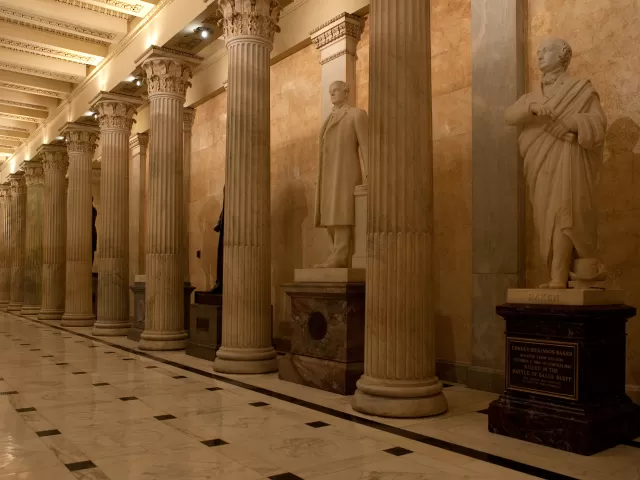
212, 346, 278, 374
7, 303, 23, 312
61, 313, 95, 327
0, 301, 9, 311
38, 309, 64, 321
20, 305, 41, 316
352, 375, 448, 418
139, 330, 187, 351
93, 321, 132, 337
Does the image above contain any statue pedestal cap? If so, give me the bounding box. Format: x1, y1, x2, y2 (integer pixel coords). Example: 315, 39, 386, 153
488, 299, 640, 455
186, 291, 223, 361
279, 270, 365, 395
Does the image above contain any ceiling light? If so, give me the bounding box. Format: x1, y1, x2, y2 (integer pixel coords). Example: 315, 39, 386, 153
56, 136, 64, 141
195, 27, 211, 39
135, 79, 142, 87
84, 110, 94, 116
126, 75, 136, 82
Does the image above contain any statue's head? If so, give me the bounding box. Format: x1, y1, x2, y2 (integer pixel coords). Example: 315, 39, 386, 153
537, 37, 572, 74
329, 81, 349, 106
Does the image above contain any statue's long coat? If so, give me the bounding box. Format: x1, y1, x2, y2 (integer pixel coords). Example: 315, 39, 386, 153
314, 105, 368, 227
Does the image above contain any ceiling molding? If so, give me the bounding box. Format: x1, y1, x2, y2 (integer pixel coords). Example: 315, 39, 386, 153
53, 0, 134, 20
0, 112, 42, 124
0, 99, 48, 112
0, 60, 83, 83
0, 38, 101, 65
91, 0, 144, 13
0, 125, 30, 133
0, 81, 68, 99
0, 134, 24, 141
0, 7, 115, 45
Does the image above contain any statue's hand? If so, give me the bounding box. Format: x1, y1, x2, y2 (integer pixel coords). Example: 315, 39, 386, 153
530, 102, 556, 119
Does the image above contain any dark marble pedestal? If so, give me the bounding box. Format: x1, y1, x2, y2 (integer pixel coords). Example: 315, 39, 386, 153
488, 302, 640, 455
127, 277, 146, 341
278, 282, 365, 395
186, 292, 222, 361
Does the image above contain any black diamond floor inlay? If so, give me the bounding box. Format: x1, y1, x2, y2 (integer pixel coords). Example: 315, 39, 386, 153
384, 447, 413, 456
93, 382, 109, 387
201, 438, 228, 447
56, 362, 68, 366
72, 371, 87, 375
36, 429, 61, 437
269, 474, 304, 480
306, 421, 329, 428
249, 402, 269, 407
477, 408, 490, 415
145, 365, 158, 369
29, 348, 40, 351
42, 355, 54, 358
19, 343, 30, 346
154, 414, 176, 421
119, 396, 138, 401
0, 391, 18, 396
122, 358, 134, 361
173, 375, 187, 379
206, 387, 222, 391
16, 407, 36, 413
104, 351, 114, 354
65, 460, 97, 472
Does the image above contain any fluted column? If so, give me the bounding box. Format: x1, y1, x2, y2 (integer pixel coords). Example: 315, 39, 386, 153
21, 160, 45, 315
91, 163, 101, 272
212, 0, 281, 374
61, 123, 100, 327
129, 132, 148, 318
39, 146, 69, 320
183, 108, 195, 283
7, 171, 26, 312
91, 92, 142, 336
135, 46, 201, 350
0, 183, 10, 310
352, 0, 448, 418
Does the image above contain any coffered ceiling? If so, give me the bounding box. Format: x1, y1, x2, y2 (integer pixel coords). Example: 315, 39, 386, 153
0, 0, 156, 161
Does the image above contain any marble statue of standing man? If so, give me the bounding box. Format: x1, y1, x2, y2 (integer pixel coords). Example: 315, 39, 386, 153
505, 38, 607, 288
314, 81, 368, 268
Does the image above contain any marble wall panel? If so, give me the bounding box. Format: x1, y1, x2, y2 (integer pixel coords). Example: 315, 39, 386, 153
527, 0, 640, 393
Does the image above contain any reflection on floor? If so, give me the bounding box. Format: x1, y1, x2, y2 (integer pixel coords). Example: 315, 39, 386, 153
0, 312, 639, 479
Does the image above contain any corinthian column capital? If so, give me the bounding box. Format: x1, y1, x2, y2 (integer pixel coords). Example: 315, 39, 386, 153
218, 0, 281, 44
0, 183, 9, 204
40, 145, 69, 174
136, 46, 202, 98
183, 107, 196, 131
9, 171, 26, 195
91, 92, 143, 133
22, 160, 44, 187
61, 123, 100, 155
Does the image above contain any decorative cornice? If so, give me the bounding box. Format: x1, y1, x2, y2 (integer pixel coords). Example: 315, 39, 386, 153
0, 60, 83, 83
53, 0, 133, 20
0, 112, 41, 124
0, 99, 48, 112
0, 144, 16, 150
218, 0, 282, 43
310, 12, 361, 35
320, 49, 356, 65
91, 0, 143, 13
0, 125, 29, 133
310, 14, 362, 50
0, 37, 101, 65
0, 7, 115, 41
0, 81, 67, 99
0, 135, 22, 142
129, 132, 148, 149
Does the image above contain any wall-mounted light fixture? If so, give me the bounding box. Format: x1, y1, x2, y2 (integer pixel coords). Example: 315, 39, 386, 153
194, 27, 212, 39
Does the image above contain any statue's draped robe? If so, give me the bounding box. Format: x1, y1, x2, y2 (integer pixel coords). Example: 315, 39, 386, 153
506, 75, 607, 267
314, 105, 368, 227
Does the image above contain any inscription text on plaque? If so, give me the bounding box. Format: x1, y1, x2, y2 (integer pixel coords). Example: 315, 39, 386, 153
507, 338, 578, 400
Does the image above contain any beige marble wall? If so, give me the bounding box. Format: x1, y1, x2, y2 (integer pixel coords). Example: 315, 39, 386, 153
526, 0, 640, 392
190, 3, 472, 369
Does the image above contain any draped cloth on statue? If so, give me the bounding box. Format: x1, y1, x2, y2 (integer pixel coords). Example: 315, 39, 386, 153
508, 75, 607, 267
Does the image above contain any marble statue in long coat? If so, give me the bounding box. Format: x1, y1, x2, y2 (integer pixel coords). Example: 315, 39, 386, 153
313, 81, 368, 268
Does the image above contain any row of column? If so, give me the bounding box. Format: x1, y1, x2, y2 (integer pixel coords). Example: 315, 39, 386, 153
0, 0, 443, 418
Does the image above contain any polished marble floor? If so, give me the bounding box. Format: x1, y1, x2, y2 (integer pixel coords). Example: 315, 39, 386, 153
0, 312, 639, 479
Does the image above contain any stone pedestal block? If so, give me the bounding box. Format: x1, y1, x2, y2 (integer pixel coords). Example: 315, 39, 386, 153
128, 275, 146, 341
186, 292, 222, 361
488, 303, 640, 455
279, 282, 365, 395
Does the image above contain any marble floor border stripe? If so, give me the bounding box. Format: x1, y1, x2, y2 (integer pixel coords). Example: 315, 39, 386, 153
16, 314, 578, 480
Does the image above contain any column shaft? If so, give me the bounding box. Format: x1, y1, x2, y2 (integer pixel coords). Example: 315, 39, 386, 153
62, 124, 99, 327
92, 93, 141, 336
22, 161, 45, 314
8, 172, 26, 312
352, 0, 447, 418
183, 108, 195, 283
129, 133, 148, 318
135, 46, 200, 350
0, 184, 10, 310
40, 148, 69, 320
